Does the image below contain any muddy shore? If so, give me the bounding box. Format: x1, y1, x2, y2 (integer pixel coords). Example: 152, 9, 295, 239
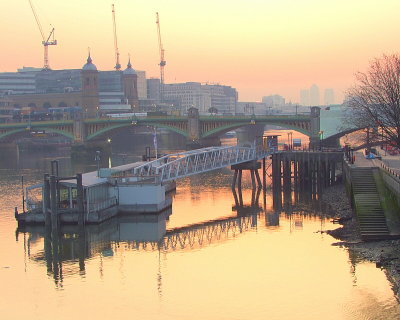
321, 183, 400, 300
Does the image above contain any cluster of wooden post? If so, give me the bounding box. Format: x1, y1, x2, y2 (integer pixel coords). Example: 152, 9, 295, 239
271, 152, 341, 198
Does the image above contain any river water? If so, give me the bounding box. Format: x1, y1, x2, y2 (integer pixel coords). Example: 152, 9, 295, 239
0, 131, 400, 320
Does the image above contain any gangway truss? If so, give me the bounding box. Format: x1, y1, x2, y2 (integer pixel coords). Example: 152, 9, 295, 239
128, 145, 269, 183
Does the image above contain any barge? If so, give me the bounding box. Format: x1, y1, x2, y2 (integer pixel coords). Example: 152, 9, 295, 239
15, 161, 176, 226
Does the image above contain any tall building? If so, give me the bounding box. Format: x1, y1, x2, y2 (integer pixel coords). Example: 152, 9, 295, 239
262, 95, 285, 108
324, 88, 335, 105
0, 68, 38, 95
300, 89, 310, 106
146, 78, 160, 102
122, 59, 139, 110
0, 55, 139, 115
81, 54, 100, 117
136, 71, 147, 100
163, 82, 237, 114
309, 84, 320, 106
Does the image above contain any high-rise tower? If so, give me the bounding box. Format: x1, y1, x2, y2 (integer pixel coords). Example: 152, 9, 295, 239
309, 84, 320, 106
81, 54, 100, 117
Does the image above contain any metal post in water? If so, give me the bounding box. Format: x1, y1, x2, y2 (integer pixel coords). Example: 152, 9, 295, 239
254, 169, 262, 189
262, 157, 266, 191
49, 175, 58, 230
21, 176, 25, 213
77, 173, 84, 227
250, 169, 256, 189
43, 174, 51, 227
232, 169, 238, 189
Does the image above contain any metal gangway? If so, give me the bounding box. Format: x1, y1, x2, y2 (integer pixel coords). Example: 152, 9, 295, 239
130, 145, 270, 183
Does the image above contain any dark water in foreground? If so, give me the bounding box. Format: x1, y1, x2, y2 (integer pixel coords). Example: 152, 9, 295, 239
0, 133, 399, 320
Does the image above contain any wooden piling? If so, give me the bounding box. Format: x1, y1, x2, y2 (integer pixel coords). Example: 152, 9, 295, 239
250, 169, 256, 189
232, 169, 238, 189
255, 169, 262, 189
49, 175, 58, 230
77, 173, 85, 227
43, 174, 51, 227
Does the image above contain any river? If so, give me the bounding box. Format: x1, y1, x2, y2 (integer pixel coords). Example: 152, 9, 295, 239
0, 130, 399, 320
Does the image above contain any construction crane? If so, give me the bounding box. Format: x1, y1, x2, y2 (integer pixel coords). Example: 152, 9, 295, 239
156, 12, 166, 102
28, 0, 57, 70
111, 4, 121, 71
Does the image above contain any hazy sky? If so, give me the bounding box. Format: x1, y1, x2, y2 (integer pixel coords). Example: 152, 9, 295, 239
2, 0, 400, 103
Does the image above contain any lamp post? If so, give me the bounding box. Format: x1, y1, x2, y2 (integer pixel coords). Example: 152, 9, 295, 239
95, 150, 101, 176
319, 130, 324, 150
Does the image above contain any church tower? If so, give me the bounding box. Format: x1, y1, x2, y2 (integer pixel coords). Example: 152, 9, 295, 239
122, 58, 139, 111
81, 54, 100, 118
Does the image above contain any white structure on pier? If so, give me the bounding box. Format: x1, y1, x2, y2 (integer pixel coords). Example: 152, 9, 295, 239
23, 145, 270, 224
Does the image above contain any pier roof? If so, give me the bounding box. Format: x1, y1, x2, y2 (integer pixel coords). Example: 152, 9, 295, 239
61, 161, 146, 188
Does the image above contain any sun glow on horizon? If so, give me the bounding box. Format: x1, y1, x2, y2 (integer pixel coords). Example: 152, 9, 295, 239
2, 0, 400, 102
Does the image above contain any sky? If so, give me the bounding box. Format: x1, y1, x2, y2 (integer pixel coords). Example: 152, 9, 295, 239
2, 0, 400, 103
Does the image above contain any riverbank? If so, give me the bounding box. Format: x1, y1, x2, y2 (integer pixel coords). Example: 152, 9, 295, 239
322, 183, 400, 301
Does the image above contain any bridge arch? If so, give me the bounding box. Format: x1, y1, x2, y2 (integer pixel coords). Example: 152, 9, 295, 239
86, 121, 188, 141
0, 127, 74, 142
201, 121, 312, 139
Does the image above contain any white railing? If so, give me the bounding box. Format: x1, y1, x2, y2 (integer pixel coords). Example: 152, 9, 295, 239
88, 196, 117, 213
131, 145, 270, 183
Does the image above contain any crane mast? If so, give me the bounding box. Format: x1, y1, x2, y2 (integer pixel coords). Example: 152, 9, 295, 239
156, 12, 166, 103
112, 4, 121, 71
28, 0, 57, 70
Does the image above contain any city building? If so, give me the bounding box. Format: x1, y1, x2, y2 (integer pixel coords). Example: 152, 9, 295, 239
163, 82, 237, 114
309, 84, 320, 106
136, 71, 147, 100
300, 89, 310, 106
147, 78, 161, 102
0, 55, 139, 116
262, 95, 285, 108
237, 102, 268, 115
324, 88, 335, 105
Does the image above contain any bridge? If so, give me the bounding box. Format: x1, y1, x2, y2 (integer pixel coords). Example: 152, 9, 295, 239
0, 107, 322, 146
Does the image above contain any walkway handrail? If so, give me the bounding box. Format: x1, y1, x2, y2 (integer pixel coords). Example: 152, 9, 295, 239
380, 162, 400, 180
131, 145, 270, 183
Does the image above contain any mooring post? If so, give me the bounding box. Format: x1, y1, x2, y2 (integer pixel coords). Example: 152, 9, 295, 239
232, 169, 238, 189
255, 169, 262, 189
262, 157, 267, 191
232, 188, 240, 207
250, 169, 256, 189
251, 187, 256, 206
49, 175, 58, 230
78, 225, 86, 272
238, 169, 243, 190
43, 174, 51, 227
77, 173, 85, 227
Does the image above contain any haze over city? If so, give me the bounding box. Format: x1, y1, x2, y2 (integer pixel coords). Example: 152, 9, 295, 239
2, 0, 400, 103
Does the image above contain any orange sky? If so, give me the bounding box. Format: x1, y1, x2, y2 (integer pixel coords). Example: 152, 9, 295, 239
2, 0, 400, 103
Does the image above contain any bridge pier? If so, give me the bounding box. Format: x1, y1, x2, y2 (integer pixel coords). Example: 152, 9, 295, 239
71, 140, 112, 161
0, 142, 19, 167
236, 125, 265, 147
186, 136, 221, 149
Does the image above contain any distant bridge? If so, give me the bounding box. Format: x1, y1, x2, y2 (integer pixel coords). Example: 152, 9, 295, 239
0, 110, 320, 144
0, 106, 356, 147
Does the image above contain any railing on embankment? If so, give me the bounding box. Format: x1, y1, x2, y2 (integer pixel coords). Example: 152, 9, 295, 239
343, 158, 400, 240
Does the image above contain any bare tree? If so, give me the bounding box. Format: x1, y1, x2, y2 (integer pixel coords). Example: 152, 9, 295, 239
347, 53, 400, 149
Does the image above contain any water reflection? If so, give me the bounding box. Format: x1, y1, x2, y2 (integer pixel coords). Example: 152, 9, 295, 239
16, 184, 332, 284
3, 133, 400, 319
